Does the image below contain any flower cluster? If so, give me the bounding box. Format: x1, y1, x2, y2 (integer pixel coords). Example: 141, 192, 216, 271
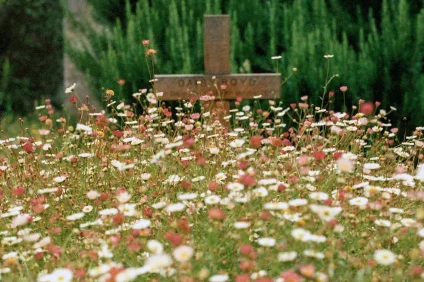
0, 83, 424, 281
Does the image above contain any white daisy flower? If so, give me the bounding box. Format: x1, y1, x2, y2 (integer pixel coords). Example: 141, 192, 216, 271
309, 192, 329, 201
252, 187, 269, 198
364, 163, 381, 170
172, 245, 194, 263
53, 176, 67, 183
205, 195, 221, 205
278, 251, 297, 262
38, 268, 73, 282
65, 83, 76, 93
263, 202, 288, 210
209, 274, 229, 282
147, 240, 163, 254
374, 249, 396, 265
144, 254, 172, 272
349, 197, 368, 206
163, 202, 185, 214
132, 219, 151, 229
375, 219, 391, 227
82, 205, 93, 213
257, 237, 276, 247
227, 182, 244, 191
289, 198, 308, 206
234, 222, 251, 229
229, 139, 245, 148
177, 193, 198, 201
66, 212, 85, 221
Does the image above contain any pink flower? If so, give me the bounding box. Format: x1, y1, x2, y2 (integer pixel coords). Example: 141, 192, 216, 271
208, 208, 227, 220
199, 95, 214, 101
298, 103, 308, 109
279, 270, 302, 282
359, 102, 374, 115
142, 40, 150, 45
340, 86, 348, 92
297, 155, 309, 166
11, 214, 31, 228
300, 264, 316, 278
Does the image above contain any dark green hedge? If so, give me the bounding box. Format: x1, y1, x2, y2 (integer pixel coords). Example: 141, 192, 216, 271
0, 0, 64, 116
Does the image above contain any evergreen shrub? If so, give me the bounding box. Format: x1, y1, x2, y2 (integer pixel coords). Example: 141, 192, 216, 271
0, 0, 64, 116
67, 0, 424, 132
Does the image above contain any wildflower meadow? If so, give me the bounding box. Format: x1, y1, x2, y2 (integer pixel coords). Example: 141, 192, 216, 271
1, 53, 424, 282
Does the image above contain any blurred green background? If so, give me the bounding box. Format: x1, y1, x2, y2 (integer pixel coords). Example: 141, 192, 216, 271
0, 0, 423, 134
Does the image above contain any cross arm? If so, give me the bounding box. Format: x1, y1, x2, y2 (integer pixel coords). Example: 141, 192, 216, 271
154, 73, 281, 101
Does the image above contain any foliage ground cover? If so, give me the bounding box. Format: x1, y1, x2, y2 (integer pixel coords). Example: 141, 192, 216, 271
2, 64, 424, 281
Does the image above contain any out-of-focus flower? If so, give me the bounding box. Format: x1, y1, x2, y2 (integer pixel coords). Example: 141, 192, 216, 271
172, 245, 194, 263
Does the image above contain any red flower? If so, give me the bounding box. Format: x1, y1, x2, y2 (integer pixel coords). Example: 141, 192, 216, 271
69, 96, 77, 103
208, 208, 226, 220
238, 161, 248, 170
177, 217, 191, 233
235, 274, 251, 282
255, 278, 273, 282
113, 130, 124, 138
278, 183, 287, 192
333, 151, 343, 160
143, 208, 152, 217
112, 212, 125, 226
46, 244, 63, 259
208, 181, 219, 191
299, 264, 315, 278
359, 102, 374, 115
23, 142, 34, 153
165, 231, 184, 246
181, 180, 192, 190
34, 252, 44, 260
12, 186, 25, 197
239, 259, 256, 271
239, 174, 256, 187
250, 135, 264, 148
260, 211, 271, 220
280, 270, 303, 282
109, 235, 121, 246
239, 244, 255, 255
127, 240, 141, 252
313, 151, 326, 161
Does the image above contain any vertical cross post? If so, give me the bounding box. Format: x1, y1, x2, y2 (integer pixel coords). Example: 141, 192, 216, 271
204, 15, 231, 123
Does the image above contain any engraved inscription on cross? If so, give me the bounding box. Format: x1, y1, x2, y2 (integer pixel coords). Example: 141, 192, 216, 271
155, 15, 281, 122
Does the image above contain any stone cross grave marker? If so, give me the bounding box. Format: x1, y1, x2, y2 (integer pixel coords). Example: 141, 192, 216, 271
155, 15, 281, 123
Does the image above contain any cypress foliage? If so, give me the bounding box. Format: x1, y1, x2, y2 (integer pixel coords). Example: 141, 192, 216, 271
67, 0, 424, 131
